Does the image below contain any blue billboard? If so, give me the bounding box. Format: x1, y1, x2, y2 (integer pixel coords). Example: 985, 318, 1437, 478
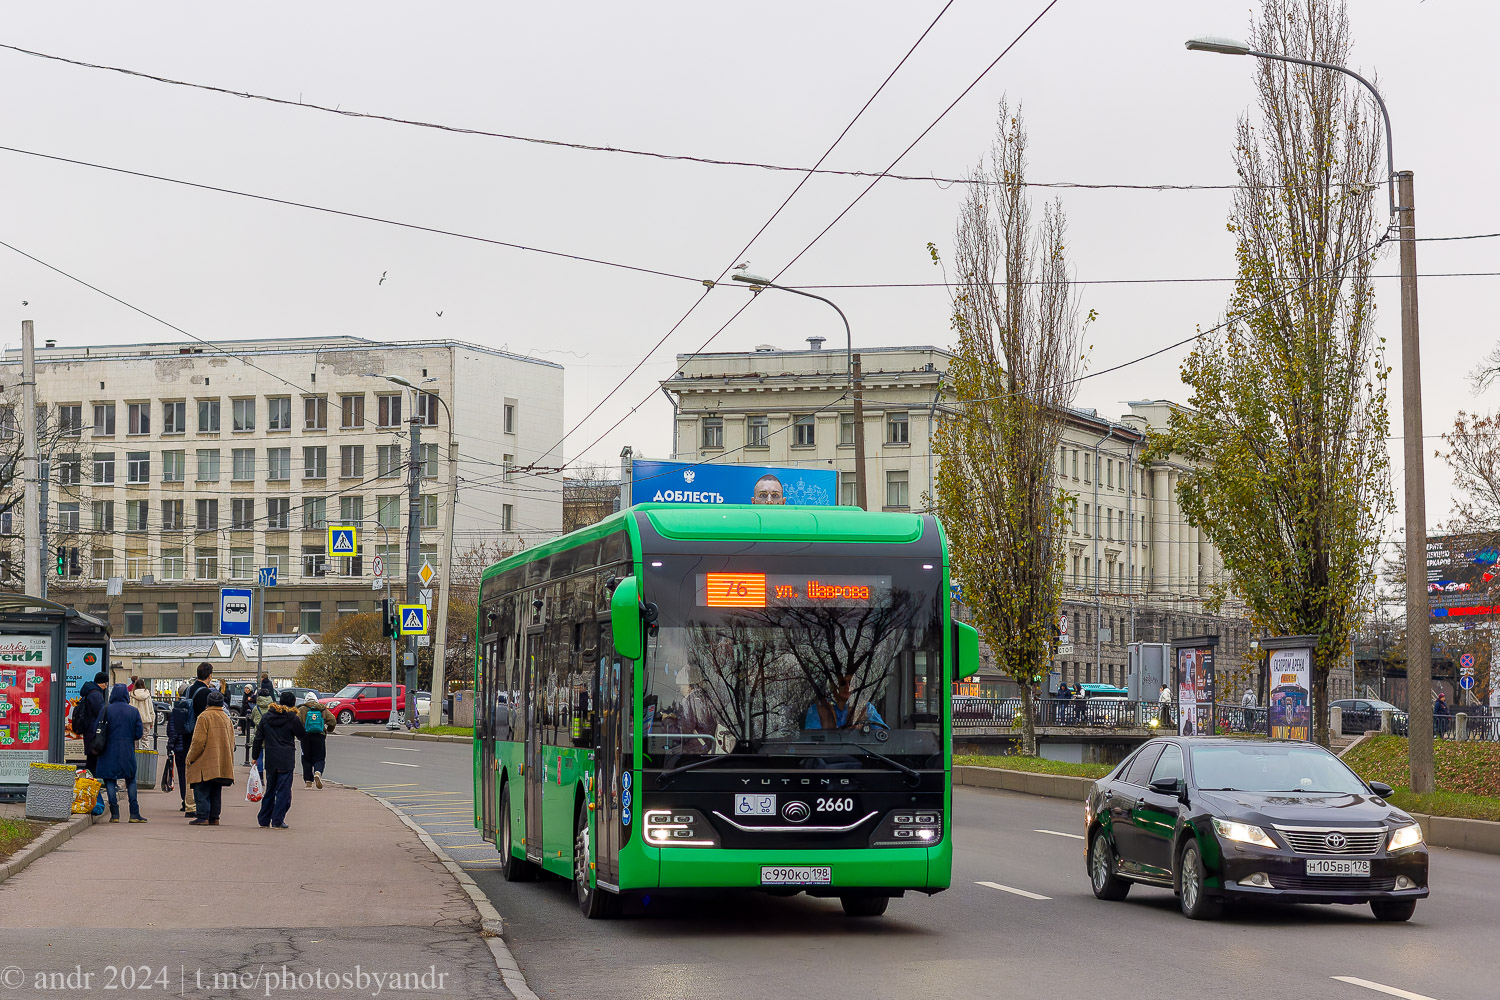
630, 459, 837, 507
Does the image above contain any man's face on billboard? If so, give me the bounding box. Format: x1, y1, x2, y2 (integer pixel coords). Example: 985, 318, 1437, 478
752, 477, 785, 505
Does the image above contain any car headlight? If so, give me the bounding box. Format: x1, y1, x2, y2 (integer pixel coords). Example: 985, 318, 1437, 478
1387, 824, 1424, 852
1212, 817, 1277, 848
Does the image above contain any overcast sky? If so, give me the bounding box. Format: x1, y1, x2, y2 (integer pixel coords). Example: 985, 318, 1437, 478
2, 1, 1495, 540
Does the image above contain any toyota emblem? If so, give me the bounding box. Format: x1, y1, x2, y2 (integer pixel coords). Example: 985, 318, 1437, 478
1324, 832, 1348, 852
781, 801, 810, 823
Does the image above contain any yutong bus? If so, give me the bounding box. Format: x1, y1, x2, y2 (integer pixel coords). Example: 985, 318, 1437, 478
473, 503, 979, 917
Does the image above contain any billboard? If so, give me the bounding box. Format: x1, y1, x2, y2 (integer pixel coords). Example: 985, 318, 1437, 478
0, 636, 54, 784
1176, 646, 1216, 736
1427, 533, 1500, 607
630, 459, 837, 507
1268, 647, 1312, 741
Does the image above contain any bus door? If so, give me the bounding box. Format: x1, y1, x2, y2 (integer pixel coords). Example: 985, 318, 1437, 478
524, 628, 545, 865
594, 620, 619, 883
479, 633, 501, 843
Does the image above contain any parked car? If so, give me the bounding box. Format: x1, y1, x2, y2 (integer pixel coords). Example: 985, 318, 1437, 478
1332, 698, 1408, 736
322, 682, 407, 725
951, 694, 996, 722
1085, 737, 1428, 921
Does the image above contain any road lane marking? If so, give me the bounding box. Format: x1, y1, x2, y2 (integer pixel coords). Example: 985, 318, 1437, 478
380, 761, 421, 767
429, 831, 483, 837
976, 881, 1052, 900
1332, 978, 1440, 1000
362, 783, 418, 789
1035, 829, 1085, 840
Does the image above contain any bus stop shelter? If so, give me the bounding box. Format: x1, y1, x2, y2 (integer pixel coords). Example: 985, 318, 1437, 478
0, 595, 76, 800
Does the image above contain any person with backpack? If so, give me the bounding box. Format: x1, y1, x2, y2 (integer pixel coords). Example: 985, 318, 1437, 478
95, 683, 147, 823
71, 671, 109, 775
297, 694, 336, 788
165, 684, 193, 812
253, 690, 305, 828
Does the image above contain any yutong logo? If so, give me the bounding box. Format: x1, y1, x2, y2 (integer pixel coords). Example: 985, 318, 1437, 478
740, 777, 853, 787
781, 801, 810, 823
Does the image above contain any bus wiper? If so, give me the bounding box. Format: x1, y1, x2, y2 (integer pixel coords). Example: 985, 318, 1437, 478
846, 743, 922, 785
656, 754, 765, 786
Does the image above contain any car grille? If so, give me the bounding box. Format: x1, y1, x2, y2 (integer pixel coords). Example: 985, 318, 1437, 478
1276, 828, 1385, 856
1268, 874, 1396, 892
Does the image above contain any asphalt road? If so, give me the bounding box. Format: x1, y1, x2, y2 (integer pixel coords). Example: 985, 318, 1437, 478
330, 731, 1492, 1000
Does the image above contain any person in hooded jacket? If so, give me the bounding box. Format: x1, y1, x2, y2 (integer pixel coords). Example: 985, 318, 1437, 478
253, 690, 305, 829
95, 683, 147, 823
165, 683, 192, 811
74, 671, 109, 775
297, 694, 335, 788
129, 678, 155, 747
185, 688, 236, 825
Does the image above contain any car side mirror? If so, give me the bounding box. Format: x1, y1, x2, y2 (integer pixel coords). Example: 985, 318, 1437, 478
1367, 781, 1394, 798
1149, 777, 1185, 797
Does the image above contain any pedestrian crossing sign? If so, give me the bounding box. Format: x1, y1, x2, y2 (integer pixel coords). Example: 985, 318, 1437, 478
397, 603, 428, 635
328, 525, 358, 557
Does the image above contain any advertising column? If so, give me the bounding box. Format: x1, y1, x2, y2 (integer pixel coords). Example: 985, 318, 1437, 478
0, 635, 54, 785
1172, 636, 1218, 736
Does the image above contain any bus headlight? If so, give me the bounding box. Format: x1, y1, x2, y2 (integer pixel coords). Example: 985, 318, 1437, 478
644, 808, 719, 847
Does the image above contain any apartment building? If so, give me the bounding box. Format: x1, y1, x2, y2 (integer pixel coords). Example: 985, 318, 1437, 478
4, 336, 562, 637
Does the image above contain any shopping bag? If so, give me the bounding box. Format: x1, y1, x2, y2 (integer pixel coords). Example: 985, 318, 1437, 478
72, 774, 103, 815
91, 789, 106, 816
246, 765, 265, 803
161, 750, 175, 793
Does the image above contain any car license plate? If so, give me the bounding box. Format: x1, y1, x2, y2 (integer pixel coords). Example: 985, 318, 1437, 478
734, 793, 776, 816
1306, 858, 1370, 876
761, 866, 831, 885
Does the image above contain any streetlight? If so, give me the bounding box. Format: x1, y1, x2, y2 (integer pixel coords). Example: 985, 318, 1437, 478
1186, 36, 1433, 790
731, 272, 868, 509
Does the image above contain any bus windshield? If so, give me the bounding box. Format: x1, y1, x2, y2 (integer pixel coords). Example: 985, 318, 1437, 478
642, 554, 944, 764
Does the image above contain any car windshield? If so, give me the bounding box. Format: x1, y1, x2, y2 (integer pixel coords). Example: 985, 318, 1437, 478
1191, 744, 1368, 794
331, 684, 363, 699
643, 553, 944, 765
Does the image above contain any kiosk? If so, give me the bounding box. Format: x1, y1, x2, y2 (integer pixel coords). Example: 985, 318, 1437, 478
0, 595, 71, 801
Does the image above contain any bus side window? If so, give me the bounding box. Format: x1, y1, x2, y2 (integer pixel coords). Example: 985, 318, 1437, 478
494, 636, 510, 741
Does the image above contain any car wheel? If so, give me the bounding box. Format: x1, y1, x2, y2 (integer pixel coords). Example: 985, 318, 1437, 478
1371, 898, 1416, 922
1178, 840, 1222, 920
574, 805, 617, 918
840, 895, 889, 917
1089, 830, 1131, 901
499, 783, 536, 883
337, 709, 354, 726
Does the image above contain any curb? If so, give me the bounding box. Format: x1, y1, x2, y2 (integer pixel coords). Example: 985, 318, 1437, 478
0, 811, 101, 886
348, 730, 471, 744
954, 765, 1094, 801
363, 792, 540, 1000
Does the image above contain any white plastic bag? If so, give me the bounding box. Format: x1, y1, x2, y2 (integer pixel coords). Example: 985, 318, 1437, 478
246, 765, 265, 803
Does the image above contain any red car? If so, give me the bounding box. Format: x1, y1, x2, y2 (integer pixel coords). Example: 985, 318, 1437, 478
322, 682, 407, 725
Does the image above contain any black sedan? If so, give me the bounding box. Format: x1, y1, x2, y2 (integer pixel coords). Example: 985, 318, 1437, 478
1085, 737, 1428, 921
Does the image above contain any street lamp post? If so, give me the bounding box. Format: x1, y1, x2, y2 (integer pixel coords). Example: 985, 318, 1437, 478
1187, 36, 1433, 791
731, 273, 867, 509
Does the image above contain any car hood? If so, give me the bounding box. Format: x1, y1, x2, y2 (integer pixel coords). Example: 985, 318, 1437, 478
1195, 789, 1411, 827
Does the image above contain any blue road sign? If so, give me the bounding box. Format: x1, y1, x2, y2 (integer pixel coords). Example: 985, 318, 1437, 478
397, 604, 428, 635
220, 587, 254, 636
259, 566, 278, 588
328, 525, 358, 557
1459, 674, 1476, 690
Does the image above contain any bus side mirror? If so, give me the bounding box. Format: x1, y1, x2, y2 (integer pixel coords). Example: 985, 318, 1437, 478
611, 576, 644, 660
954, 621, 980, 680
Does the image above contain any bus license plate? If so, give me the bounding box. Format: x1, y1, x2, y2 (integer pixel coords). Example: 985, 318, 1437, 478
1306, 859, 1370, 876
762, 866, 831, 886
735, 794, 776, 816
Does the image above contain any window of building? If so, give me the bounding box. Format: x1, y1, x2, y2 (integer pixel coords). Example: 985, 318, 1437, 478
58, 502, 79, 532
263, 601, 285, 633
193, 603, 213, 633
339, 495, 364, 527
377, 545, 400, 579
232, 398, 255, 432
839, 412, 854, 446
1082, 504, 1090, 535
162, 549, 185, 581
267, 396, 292, 432
265, 548, 289, 578
340, 394, 364, 430
303, 446, 327, 480
340, 445, 365, 479
93, 452, 115, 485
158, 603, 179, 635
93, 402, 115, 436
502, 454, 515, 481
1059, 446, 1067, 475
125, 499, 148, 532
195, 498, 218, 531
839, 472, 856, 507
1106, 459, 1113, 490
58, 404, 82, 436
793, 414, 815, 447
415, 442, 436, 479
125, 451, 149, 484
419, 494, 438, 528
747, 415, 769, 448
338, 601, 360, 621
885, 469, 909, 509
1071, 449, 1078, 479
126, 551, 148, 581
701, 417, 723, 450
302, 546, 326, 578
91, 549, 114, 580
267, 447, 291, 481
377, 495, 401, 528
160, 450, 185, 483
231, 448, 255, 482
887, 411, 909, 444
198, 399, 220, 433
304, 395, 327, 431
266, 498, 289, 530
377, 445, 401, 478
161, 499, 183, 531
57, 453, 81, 487
0, 407, 13, 439
123, 604, 144, 636
377, 394, 402, 428
300, 603, 323, 634
416, 392, 440, 426
302, 497, 326, 529
231, 548, 254, 579
127, 402, 150, 436
196, 449, 220, 482
232, 498, 255, 530
503, 403, 516, 434
92, 500, 114, 532
195, 546, 218, 579
162, 400, 186, 435
502, 503, 514, 531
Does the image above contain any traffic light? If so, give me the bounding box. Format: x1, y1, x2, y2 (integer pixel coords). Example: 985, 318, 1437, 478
381, 598, 394, 637
55, 547, 65, 576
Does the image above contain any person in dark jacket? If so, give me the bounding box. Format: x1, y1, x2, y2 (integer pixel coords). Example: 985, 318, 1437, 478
189, 661, 216, 719
95, 683, 147, 823
253, 690, 305, 829
76, 671, 109, 775
165, 683, 192, 811
297, 695, 336, 788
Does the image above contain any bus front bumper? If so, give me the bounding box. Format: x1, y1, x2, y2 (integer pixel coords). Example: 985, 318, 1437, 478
647, 845, 948, 893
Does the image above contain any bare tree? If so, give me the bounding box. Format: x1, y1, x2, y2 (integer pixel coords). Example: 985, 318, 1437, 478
932, 99, 1086, 756
0, 393, 95, 591
563, 464, 621, 533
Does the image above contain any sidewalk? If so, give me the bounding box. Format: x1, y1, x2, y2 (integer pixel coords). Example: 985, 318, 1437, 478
0, 762, 515, 999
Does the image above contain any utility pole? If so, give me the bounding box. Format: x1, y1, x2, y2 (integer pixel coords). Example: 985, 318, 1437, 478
38, 459, 48, 601
20, 321, 40, 596
430, 401, 458, 724
852, 353, 867, 509
405, 398, 422, 724
1398, 170, 1434, 795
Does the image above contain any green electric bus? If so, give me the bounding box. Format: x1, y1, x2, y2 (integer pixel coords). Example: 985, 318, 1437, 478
473, 503, 979, 918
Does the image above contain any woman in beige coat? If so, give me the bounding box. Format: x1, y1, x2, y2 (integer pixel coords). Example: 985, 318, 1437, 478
185, 689, 236, 826
129, 678, 155, 747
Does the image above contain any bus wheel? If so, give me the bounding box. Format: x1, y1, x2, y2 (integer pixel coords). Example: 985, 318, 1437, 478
499, 783, 535, 883
574, 807, 617, 918
840, 895, 889, 917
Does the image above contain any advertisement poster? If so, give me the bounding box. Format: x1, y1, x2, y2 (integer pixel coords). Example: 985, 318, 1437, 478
65, 644, 103, 701
0, 635, 54, 784
1176, 647, 1215, 736
1268, 647, 1312, 741
631, 459, 836, 507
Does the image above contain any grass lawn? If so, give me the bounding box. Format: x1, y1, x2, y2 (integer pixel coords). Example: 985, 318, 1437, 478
0, 816, 44, 862
954, 754, 1111, 779
1341, 735, 1500, 821
415, 725, 473, 737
